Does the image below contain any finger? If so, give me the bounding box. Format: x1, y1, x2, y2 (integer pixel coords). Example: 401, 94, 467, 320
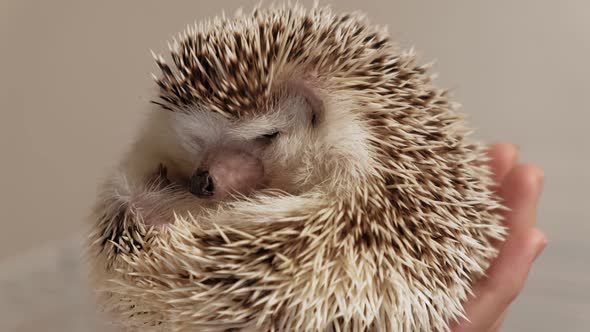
452, 162, 545, 331
485, 143, 519, 188
489, 308, 508, 332
483, 229, 547, 296
498, 163, 544, 234
490, 162, 543, 250
451, 229, 547, 332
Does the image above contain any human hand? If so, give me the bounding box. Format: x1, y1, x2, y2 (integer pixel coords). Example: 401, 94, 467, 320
450, 143, 548, 332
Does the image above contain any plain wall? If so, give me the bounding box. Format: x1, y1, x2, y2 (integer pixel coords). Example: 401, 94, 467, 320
1, 1, 589, 331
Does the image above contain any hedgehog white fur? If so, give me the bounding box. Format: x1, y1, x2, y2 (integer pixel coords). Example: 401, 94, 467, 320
87, 3, 506, 331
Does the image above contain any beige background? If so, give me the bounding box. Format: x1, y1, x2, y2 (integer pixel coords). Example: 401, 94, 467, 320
1, 0, 588, 331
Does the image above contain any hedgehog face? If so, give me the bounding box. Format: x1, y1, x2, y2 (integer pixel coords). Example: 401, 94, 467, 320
161, 81, 322, 200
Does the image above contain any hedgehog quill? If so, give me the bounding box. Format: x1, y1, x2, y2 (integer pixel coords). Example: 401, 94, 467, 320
87, 3, 506, 331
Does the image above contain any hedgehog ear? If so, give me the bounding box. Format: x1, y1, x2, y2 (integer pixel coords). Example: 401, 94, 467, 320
280, 80, 324, 127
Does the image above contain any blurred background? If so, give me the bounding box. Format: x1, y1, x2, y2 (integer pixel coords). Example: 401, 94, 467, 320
1, 0, 588, 331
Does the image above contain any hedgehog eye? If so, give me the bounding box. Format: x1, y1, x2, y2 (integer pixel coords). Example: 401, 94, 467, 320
257, 130, 280, 143
263, 131, 280, 139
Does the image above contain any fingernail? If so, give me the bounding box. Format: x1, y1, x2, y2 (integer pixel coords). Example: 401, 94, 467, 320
535, 168, 545, 203
509, 143, 520, 163
536, 168, 545, 186
532, 230, 548, 262
513, 144, 520, 153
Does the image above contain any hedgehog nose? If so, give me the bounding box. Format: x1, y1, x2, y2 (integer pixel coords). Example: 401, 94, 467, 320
192, 149, 265, 200
189, 169, 215, 197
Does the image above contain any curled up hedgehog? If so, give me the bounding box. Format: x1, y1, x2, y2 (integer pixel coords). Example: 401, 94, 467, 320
87, 3, 506, 331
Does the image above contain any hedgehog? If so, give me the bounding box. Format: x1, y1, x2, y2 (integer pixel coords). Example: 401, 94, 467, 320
87, 3, 506, 331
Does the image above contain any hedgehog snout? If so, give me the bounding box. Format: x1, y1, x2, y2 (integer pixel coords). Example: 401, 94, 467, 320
189, 148, 265, 200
